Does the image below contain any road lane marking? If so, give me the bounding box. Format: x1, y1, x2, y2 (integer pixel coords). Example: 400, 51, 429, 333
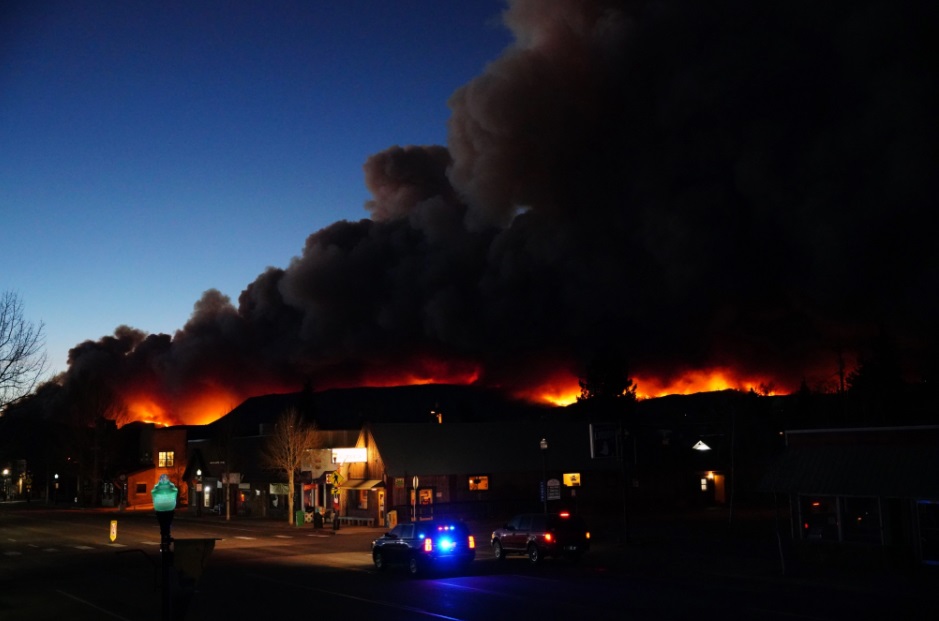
248, 572, 464, 620
56, 589, 134, 621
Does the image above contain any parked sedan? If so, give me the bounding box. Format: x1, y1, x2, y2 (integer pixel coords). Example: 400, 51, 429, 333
372, 520, 476, 576
491, 511, 590, 563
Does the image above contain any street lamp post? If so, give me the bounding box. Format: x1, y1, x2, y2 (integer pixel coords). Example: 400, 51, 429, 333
196, 469, 202, 517
540, 438, 548, 515
152, 474, 178, 621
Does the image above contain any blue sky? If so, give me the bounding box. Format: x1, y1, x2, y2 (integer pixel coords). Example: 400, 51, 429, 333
2, 1, 513, 375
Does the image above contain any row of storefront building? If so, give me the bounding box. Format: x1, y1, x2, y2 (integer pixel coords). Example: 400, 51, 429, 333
6, 387, 938, 568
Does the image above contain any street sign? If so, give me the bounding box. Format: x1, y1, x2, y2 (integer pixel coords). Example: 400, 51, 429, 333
589, 423, 619, 458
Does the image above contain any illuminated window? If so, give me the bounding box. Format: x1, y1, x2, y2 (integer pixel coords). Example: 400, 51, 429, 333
801, 496, 839, 541
158, 451, 175, 468
700, 478, 708, 491
468, 475, 489, 491
357, 490, 368, 510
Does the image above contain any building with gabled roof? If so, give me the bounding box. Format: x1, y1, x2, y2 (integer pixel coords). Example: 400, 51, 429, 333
340, 421, 622, 527
759, 425, 939, 567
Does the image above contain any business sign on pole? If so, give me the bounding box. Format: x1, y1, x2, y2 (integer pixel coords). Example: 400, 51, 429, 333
589, 423, 619, 458
303, 448, 333, 477
331, 448, 367, 464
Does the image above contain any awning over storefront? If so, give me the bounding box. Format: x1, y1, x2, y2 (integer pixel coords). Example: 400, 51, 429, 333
345, 479, 384, 490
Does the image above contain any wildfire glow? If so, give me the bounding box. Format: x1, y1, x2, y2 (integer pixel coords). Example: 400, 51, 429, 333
177, 389, 247, 426
119, 361, 786, 428
634, 369, 781, 399
519, 367, 787, 407
123, 385, 280, 427
328, 357, 483, 390
125, 395, 170, 427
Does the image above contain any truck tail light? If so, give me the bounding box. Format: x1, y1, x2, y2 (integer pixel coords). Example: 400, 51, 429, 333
468, 535, 475, 549
544, 533, 553, 543
424, 538, 433, 552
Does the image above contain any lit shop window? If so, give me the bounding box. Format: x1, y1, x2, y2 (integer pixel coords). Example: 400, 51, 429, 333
468, 475, 489, 491
801, 496, 839, 541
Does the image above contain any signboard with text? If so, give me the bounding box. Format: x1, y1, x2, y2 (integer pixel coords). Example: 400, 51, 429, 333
589, 423, 619, 459
331, 448, 366, 464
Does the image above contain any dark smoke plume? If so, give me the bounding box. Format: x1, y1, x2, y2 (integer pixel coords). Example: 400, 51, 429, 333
62, 0, 938, 421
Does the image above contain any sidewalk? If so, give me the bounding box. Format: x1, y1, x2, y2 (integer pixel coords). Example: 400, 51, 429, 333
571, 507, 939, 602
7, 500, 936, 598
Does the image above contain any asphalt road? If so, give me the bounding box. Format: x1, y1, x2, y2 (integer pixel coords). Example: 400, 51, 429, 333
2, 504, 937, 621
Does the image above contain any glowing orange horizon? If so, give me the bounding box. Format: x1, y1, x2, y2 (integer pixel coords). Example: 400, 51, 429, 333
521, 368, 788, 407
118, 357, 483, 427
118, 365, 787, 427
122, 385, 281, 428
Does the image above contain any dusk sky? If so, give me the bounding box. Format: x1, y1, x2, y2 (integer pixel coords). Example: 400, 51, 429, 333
2, 1, 936, 423
2, 1, 511, 375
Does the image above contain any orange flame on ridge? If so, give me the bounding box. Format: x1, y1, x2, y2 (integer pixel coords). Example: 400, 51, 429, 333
122, 385, 280, 428
521, 367, 787, 406
118, 361, 787, 428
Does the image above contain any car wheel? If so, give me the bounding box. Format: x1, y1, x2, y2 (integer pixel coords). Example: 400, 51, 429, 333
407, 555, 421, 576
492, 540, 505, 561
527, 543, 542, 564
373, 550, 386, 571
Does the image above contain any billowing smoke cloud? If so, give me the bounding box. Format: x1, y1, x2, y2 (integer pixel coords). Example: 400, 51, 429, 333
63, 0, 938, 420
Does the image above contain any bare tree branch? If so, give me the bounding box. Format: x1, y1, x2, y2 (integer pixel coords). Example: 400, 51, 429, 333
0, 291, 47, 410
261, 407, 321, 524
